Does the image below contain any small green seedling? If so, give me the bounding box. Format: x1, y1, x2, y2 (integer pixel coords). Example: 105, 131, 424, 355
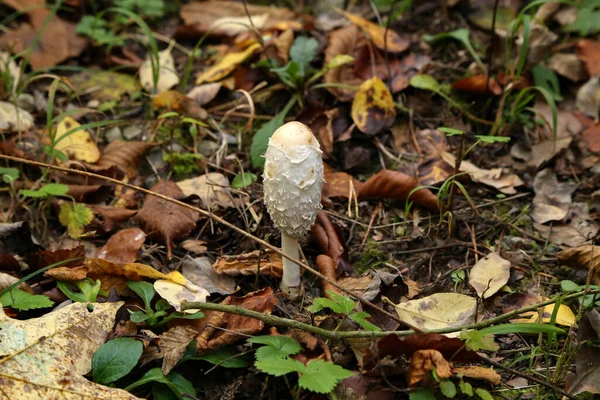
308, 291, 381, 332
0, 167, 19, 183
57, 278, 106, 303
561, 280, 600, 308
248, 335, 354, 394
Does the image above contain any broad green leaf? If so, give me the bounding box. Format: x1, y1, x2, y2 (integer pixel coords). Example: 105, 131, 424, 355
58, 203, 93, 239
189, 347, 249, 368
21, 183, 70, 198
476, 388, 494, 400
248, 336, 302, 360
560, 280, 581, 292
289, 36, 318, 75
57, 278, 102, 303
298, 360, 354, 394
423, 29, 485, 72
129, 310, 152, 323
440, 380, 457, 398
460, 329, 499, 352
409, 389, 437, 400
459, 380, 473, 396
348, 312, 381, 332
127, 281, 156, 311
255, 357, 305, 376
0, 167, 19, 183
250, 97, 296, 168
166, 372, 195, 397
125, 367, 182, 399
231, 172, 257, 188
410, 74, 441, 92
0, 288, 53, 310
92, 338, 143, 384
308, 292, 355, 315
438, 127, 464, 136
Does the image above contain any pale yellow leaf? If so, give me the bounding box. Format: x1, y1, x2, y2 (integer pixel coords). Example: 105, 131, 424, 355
469, 253, 511, 298
154, 279, 209, 313
0, 302, 140, 400
139, 48, 180, 94
0, 101, 34, 131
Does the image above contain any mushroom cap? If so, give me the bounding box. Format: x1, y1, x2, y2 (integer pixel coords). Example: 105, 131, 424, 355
263, 121, 324, 239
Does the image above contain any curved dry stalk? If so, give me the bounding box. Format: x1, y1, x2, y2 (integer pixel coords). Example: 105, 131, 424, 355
0, 154, 419, 331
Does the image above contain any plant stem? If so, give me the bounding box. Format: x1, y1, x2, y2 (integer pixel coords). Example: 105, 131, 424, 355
280, 234, 301, 299
181, 288, 600, 340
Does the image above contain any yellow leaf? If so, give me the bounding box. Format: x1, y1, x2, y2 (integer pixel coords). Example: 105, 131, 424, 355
53, 116, 101, 163
0, 302, 141, 399
196, 43, 260, 84
386, 293, 477, 333
335, 8, 409, 53
154, 279, 209, 313
139, 48, 180, 94
351, 76, 396, 135
512, 303, 576, 327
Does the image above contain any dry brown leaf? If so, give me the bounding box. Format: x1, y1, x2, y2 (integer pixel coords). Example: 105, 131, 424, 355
0, 272, 32, 293
136, 180, 201, 259
576, 39, 600, 77
335, 8, 409, 53
159, 325, 199, 375
98, 228, 146, 264
193, 287, 277, 354
152, 90, 207, 120
213, 250, 283, 278
469, 253, 511, 298
452, 75, 502, 95
532, 169, 576, 224
337, 275, 372, 297
181, 256, 236, 295
534, 204, 599, 248
0, 6, 86, 70
176, 173, 234, 209
358, 169, 441, 212
89, 205, 137, 232
548, 53, 587, 82
453, 366, 501, 385
557, 245, 600, 285
265, 29, 295, 65
311, 211, 350, 273
186, 83, 222, 106
180, 239, 208, 254
408, 349, 453, 386
180, 1, 296, 36
323, 25, 366, 101
0, 301, 140, 399
351, 76, 396, 135
323, 163, 362, 199
316, 255, 342, 298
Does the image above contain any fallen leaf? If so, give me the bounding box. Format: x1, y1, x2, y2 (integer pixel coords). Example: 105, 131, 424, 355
417, 157, 454, 186
388, 293, 477, 332
469, 253, 511, 298
452, 75, 502, 95
98, 228, 146, 264
152, 90, 208, 120
510, 301, 577, 327
323, 25, 366, 101
335, 8, 409, 53
180, 239, 208, 254
0, 272, 32, 293
87, 140, 155, 179
534, 203, 599, 248
351, 76, 396, 135
532, 169, 576, 224
158, 325, 199, 375
0, 101, 34, 131
358, 169, 442, 212
176, 173, 234, 209
567, 309, 600, 395
311, 211, 350, 273
265, 29, 295, 65
89, 205, 138, 232
337, 275, 373, 298
336, 375, 395, 400
557, 245, 600, 285
196, 43, 260, 84
186, 82, 222, 106
453, 366, 501, 385
577, 76, 600, 119
154, 279, 209, 312
194, 287, 277, 354
0, 301, 140, 399
182, 256, 236, 295
139, 48, 180, 94
441, 151, 524, 194
322, 163, 362, 199
136, 180, 201, 259
179, 1, 296, 37
581, 124, 600, 153
408, 349, 453, 386
548, 53, 587, 82
73, 70, 140, 101
213, 250, 283, 278
45, 116, 101, 163
576, 39, 600, 77
0, 5, 86, 70
316, 255, 342, 298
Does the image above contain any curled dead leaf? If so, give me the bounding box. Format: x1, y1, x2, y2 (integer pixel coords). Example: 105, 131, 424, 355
351, 76, 396, 135
452, 75, 502, 95
316, 255, 342, 298
557, 245, 600, 285
453, 366, 501, 385
311, 211, 350, 274
408, 349, 453, 386
213, 250, 283, 278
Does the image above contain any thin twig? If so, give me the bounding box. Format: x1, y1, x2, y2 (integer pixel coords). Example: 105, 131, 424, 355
0, 154, 417, 331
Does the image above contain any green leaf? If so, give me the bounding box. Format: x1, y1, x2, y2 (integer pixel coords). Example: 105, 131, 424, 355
250, 96, 297, 168
531, 65, 563, 102
460, 329, 499, 352
298, 360, 354, 394
231, 172, 257, 188
0, 167, 19, 183
410, 74, 441, 92
423, 29, 485, 72
129, 310, 152, 323
438, 127, 464, 136
58, 203, 94, 239
21, 183, 70, 198
289, 36, 318, 75
564, 9, 600, 36
459, 380, 473, 396
348, 312, 381, 332
475, 135, 511, 143
255, 357, 305, 376
127, 281, 156, 311
166, 372, 195, 397
189, 347, 249, 368
271, 61, 301, 88
308, 291, 355, 315
0, 288, 53, 310
92, 338, 143, 384
57, 278, 102, 302
561, 280, 581, 292
410, 389, 438, 400
440, 380, 457, 398
475, 388, 494, 400
248, 335, 302, 360
158, 111, 180, 119
479, 323, 565, 336
125, 367, 183, 399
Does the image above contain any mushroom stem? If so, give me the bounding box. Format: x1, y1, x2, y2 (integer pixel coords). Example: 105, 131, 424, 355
280, 233, 301, 298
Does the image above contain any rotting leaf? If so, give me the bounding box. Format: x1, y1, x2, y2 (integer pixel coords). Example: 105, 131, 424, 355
58, 202, 94, 239
158, 325, 199, 375
469, 253, 510, 298
90, 205, 137, 232
322, 163, 362, 200
73, 70, 140, 101
186, 82, 222, 106
557, 245, 600, 285
335, 8, 409, 53
153, 90, 208, 121
136, 180, 201, 259
567, 309, 600, 395
387, 293, 477, 333
0, 301, 140, 399
532, 168, 576, 224
98, 228, 146, 265
408, 349, 453, 386
213, 250, 283, 278
196, 43, 260, 84
351, 76, 396, 135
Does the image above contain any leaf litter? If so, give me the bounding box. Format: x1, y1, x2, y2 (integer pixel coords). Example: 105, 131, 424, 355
1, 1, 600, 399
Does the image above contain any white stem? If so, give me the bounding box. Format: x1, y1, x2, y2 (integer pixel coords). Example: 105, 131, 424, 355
280, 233, 301, 298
